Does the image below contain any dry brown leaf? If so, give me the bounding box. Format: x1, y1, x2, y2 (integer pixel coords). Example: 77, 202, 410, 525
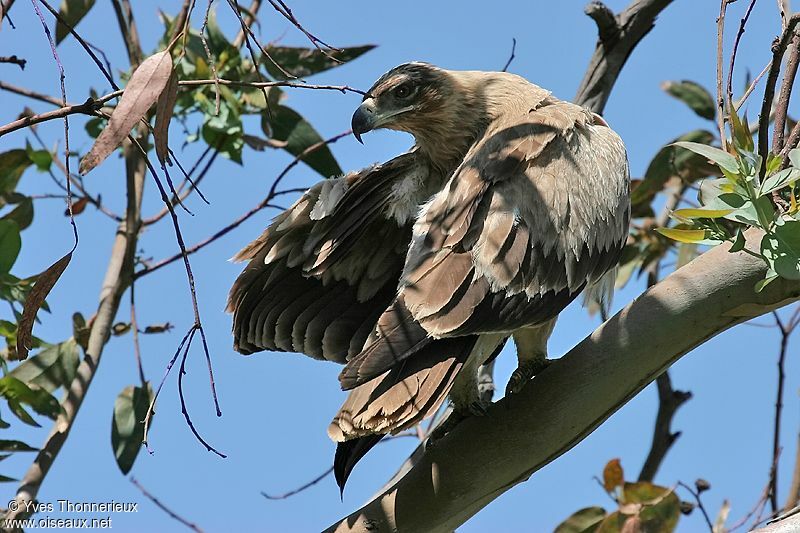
603, 458, 624, 492
16, 252, 73, 360
154, 68, 178, 165
64, 196, 89, 216
79, 50, 173, 175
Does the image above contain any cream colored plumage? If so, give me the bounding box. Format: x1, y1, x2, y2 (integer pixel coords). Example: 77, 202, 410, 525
227, 62, 630, 492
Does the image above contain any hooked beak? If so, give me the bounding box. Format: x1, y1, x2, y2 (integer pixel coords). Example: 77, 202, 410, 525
351, 99, 414, 144
351, 99, 377, 144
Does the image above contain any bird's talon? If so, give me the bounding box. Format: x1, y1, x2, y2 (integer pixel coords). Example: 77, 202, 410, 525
505, 358, 551, 396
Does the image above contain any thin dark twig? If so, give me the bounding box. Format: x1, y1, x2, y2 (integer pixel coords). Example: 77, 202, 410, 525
200, 0, 221, 115
770, 310, 797, 513
678, 481, 713, 532
30, 0, 78, 251
145, 147, 218, 225
716, 0, 729, 150
227, 0, 294, 79
267, 0, 342, 61
144, 328, 194, 453
130, 282, 146, 387
37, 0, 119, 90
758, 14, 800, 179
728, 474, 773, 531
773, 30, 800, 152
130, 478, 205, 533
727, 0, 758, 106
262, 467, 334, 500
127, 134, 224, 456
135, 129, 351, 278
177, 326, 225, 458
0, 55, 26, 69
502, 38, 517, 72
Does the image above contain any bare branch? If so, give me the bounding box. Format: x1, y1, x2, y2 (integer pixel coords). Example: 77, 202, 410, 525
638, 373, 692, 482
758, 13, 800, 179
575, 0, 675, 113
0, 55, 26, 69
716, 0, 729, 150
326, 230, 800, 532
130, 478, 204, 533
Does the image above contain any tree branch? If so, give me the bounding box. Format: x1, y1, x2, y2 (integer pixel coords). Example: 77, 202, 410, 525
638, 373, 692, 482
326, 230, 800, 532
575, 0, 675, 113
7, 127, 148, 521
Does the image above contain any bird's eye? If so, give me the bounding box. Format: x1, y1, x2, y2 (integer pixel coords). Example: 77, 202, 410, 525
394, 84, 413, 99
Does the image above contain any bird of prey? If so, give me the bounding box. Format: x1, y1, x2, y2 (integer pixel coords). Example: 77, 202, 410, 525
227, 62, 630, 493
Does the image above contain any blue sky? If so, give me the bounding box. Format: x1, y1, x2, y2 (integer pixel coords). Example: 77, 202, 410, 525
1, 0, 798, 531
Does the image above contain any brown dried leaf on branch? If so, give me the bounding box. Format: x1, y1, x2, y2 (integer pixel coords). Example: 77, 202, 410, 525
15, 252, 73, 360
154, 69, 178, 166
79, 50, 173, 175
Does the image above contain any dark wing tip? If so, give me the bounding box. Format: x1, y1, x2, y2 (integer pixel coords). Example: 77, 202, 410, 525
334, 435, 384, 496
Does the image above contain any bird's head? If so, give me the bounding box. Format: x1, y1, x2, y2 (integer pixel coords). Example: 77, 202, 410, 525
351, 62, 455, 144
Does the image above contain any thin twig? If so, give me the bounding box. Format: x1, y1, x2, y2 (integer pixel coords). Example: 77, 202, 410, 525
129, 282, 146, 387
678, 481, 714, 532
502, 38, 517, 72
200, 0, 221, 115
267, 0, 341, 61
758, 14, 800, 179
261, 467, 334, 500
770, 311, 797, 513
0, 55, 26, 69
134, 130, 351, 278
727, 0, 758, 108
716, 0, 729, 150
773, 30, 800, 152
130, 478, 205, 533
232, 0, 261, 48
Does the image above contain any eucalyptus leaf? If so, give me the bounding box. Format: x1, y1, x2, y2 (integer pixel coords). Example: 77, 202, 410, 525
262, 104, 342, 178
55, 0, 96, 44
759, 168, 800, 196
0, 220, 21, 276
555, 506, 607, 533
761, 221, 800, 280
8, 340, 79, 393
111, 384, 152, 474
673, 141, 739, 174
661, 80, 715, 120
263, 45, 375, 80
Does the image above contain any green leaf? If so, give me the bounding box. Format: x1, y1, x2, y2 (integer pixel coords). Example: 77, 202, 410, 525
263, 45, 375, 80
759, 168, 800, 197
199, 94, 244, 163
0, 220, 21, 276
672, 207, 734, 219
25, 142, 52, 172
0, 376, 61, 425
111, 384, 152, 474
656, 227, 708, 244
55, 0, 96, 44
0, 474, 17, 482
631, 130, 717, 208
761, 221, 800, 280
661, 80, 715, 120
756, 273, 779, 292
789, 148, 800, 169
729, 108, 754, 153
262, 102, 342, 178
555, 507, 607, 533
0, 150, 33, 206
1, 196, 33, 230
9, 340, 79, 393
621, 482, 681, 533
729, 230, 746, 253
0, 440, 37, 452
673, 141, 739, 174
85, 117, 105, 139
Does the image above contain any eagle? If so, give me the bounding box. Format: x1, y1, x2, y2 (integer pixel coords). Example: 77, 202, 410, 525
227, 62, 630, 492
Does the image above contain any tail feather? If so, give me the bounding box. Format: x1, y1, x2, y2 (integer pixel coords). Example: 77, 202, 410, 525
329, 336, 476, 493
